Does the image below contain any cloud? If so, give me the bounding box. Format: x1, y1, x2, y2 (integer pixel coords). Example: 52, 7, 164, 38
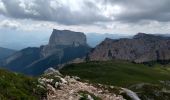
1, 0, 170, 25
0, 0, 111, 25
106, 0, 170, 23
0, 19, 20, 29
0, 0, 170, 34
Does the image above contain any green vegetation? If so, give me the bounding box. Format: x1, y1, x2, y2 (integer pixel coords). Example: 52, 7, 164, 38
78, 91, 102, 100
0, 69, 46, 100
61, 61, 170, 86
61, 61, 170, 99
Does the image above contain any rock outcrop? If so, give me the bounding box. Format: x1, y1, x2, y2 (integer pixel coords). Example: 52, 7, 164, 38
41, 29, 88, 57
1, 29, 91, 75
89, 33, 170, 63
49, 29, 86, 46
38, 68, 136, 100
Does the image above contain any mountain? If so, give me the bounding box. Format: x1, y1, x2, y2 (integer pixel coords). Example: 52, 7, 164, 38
1, 47, 41, 72
1, 29, 91, 75
86, 33, 130, 47
0, 31, 129, 50
89, 33, 170, 63
0, 47, 16, 60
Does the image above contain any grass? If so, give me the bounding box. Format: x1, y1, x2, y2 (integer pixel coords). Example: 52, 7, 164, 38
78, 91, 102, 100
61, 61, 170, 99
0, 69, 46, 100
60, 60, 170, 87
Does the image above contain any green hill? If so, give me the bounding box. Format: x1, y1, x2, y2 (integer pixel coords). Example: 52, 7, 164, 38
0, 69, 46, 100
60, 61, 170, 99
61, 61, 170, 86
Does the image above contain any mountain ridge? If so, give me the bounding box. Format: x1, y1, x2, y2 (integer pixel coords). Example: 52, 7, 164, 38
89, 33, 170, 63
0, 47, 16, 61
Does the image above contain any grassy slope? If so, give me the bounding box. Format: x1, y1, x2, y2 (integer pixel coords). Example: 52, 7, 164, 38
60, 61, 170, 87
0, 69, 45, 100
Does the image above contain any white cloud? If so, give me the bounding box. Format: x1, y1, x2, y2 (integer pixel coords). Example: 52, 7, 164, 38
0, 19, 21, 30
0, 0, 170, 34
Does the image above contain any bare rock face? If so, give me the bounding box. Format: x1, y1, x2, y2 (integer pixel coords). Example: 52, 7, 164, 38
89, 33, 170, 63
49, 29, 87, 46
41, 29, 88, 57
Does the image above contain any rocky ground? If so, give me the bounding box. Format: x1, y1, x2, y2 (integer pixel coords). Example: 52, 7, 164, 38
38, 68, 140, 100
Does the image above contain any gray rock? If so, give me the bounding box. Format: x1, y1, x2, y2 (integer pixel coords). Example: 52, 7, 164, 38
89, 33, 170, 63
121, 88, 140, 100
49, 29, 87, 46
41, 29, 88, 57
44, 67, 62, 76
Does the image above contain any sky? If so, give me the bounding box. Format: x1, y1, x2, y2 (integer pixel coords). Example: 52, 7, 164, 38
0, 0, 170, 49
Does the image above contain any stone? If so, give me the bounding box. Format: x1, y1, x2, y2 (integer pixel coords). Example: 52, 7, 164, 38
40, 70, 126, 100
44, 68, 62, 76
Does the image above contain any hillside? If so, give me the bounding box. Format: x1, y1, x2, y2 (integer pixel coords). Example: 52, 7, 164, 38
0, 69, 46, 100
61, 61, 170, 99
0, 47, 16, 60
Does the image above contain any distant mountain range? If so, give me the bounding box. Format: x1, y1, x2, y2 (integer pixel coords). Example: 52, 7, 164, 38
0, 29, 90, 75
86, 33, 130, 47
0, 31, 129, 50
0, 47, 16, 60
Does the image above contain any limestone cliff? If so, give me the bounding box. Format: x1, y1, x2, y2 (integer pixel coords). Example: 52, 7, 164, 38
89, 33, 170, 63
41, 29, 88, 57
49, 29, 86, 46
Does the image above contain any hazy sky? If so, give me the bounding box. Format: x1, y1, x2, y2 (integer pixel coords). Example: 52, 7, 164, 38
0, 0, 170, 49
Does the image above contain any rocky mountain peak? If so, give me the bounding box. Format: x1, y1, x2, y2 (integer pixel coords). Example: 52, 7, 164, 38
103, 38, 113, 42
89, 33, 170, 63
49, 29, 87, 46
133, 32, 170, 40
1, 29, 91, 75
133, 32, 153, 39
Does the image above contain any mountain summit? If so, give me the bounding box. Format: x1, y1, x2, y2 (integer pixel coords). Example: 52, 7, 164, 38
89, 33, 170, 63
41, 29, 88, 57
49, 29, 87, 46
0, 29, 90, 75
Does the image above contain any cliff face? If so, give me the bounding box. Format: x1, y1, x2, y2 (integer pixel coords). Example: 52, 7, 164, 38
89, 33, 170, 63
1, 29, 90, 75
49, 29, 86, 46
41, 29, 87, 57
